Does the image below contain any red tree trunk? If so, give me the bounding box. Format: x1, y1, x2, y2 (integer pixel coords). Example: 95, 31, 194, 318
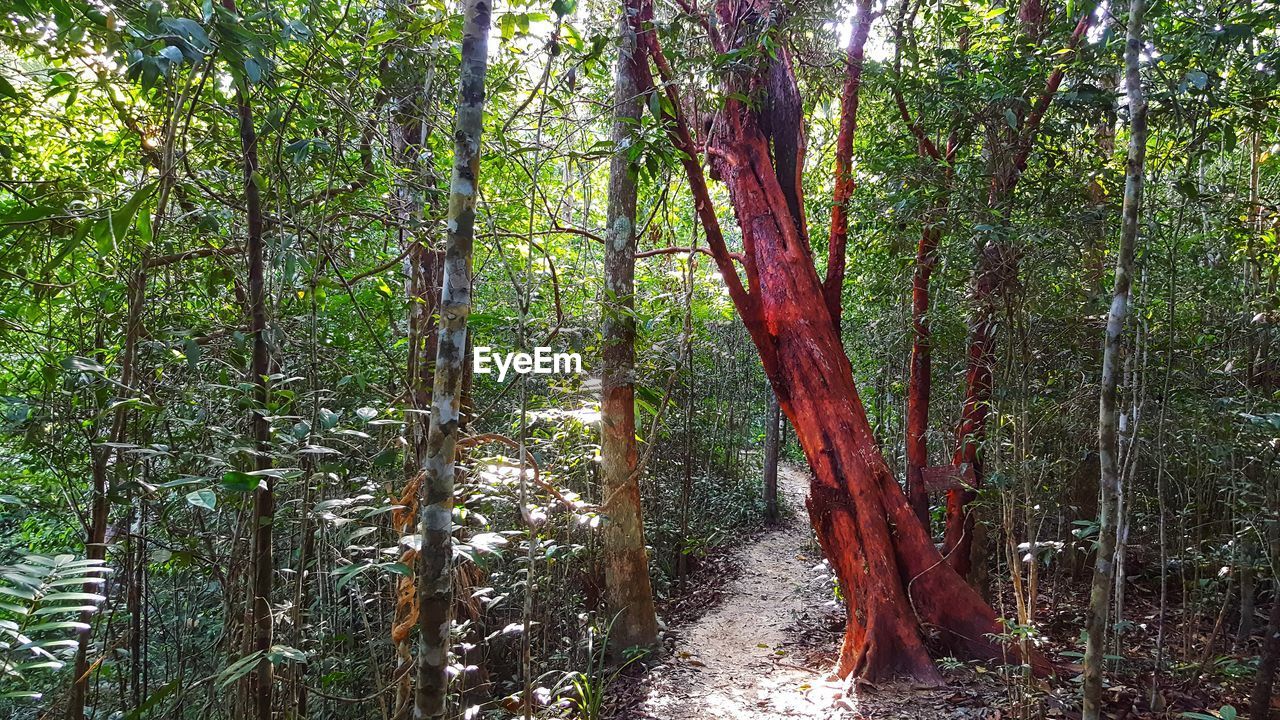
905, 221, 940, 527
713, 113, 1046, 681
942, 250, 1001, 577
941, 8, 1092, 576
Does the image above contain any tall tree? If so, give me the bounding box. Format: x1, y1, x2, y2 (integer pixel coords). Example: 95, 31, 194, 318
1083, 0, 1148, 713
942, 5, 1093, 578
890, 0, 962, 528
413, 0, 491, 713
599, 0, 659, 656
388, 16, 443, 717
628, 0, 1049, 680
1250, 525, 1280, 719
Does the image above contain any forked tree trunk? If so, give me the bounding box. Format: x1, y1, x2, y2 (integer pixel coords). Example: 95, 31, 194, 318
1082, 0, 1147, 714
600, 4, 659, 655
709, 111, 1043, 682
413, 0, 490, 715
629, 0, 1050, 682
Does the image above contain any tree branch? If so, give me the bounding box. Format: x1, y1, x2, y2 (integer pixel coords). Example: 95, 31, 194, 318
627, 0, 758, 323
823, 0, 876, 331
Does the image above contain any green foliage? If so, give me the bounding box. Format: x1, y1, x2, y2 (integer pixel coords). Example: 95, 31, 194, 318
0, 553, 108, 701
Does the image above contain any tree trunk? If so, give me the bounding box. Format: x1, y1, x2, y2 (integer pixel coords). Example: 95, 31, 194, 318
1250, 560, 1280, 718
822, 0, 874, 329
1237, 539, 1257, 649
391, 32, 443, 720
942, 9, 1092, 577
763, 392, 781, 521
943, 246, 1005, 578
1082, 0, 1147, 715
232, 60, 275, 720
629, 0, 1050, 681
905, 220, 940, 528
600, 5, 659, 656
413, 0, 490, 714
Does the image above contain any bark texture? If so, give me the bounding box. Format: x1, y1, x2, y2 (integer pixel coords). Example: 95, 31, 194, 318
822, 0, 873, 330
390, 28, 443, 719
413, 0, 490, 714
600, 4, 660, 656
1082, 0, 1147, 715
1250, 560, 1280, 719
237, 72, 275, 720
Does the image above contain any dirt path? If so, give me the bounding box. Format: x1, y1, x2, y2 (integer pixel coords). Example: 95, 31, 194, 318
621, 463, 855, 719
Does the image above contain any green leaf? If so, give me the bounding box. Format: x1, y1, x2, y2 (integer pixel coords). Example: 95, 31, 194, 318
1, 204, 65, 226
266, 644, 306, 663
221, 471, 258, 492
112, 182, 157, 244
551, 0, 577, 16
0, 73, 19, 101
39, 591, 105, 603
61, 356, 105, 373
137, 206, 153, 246
121, 679, 179, 720
186, 489, 217, 510
218, 651, 264, 687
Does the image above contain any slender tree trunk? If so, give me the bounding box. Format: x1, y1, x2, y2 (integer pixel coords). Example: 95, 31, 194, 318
1250, 541, 1280, 718
65, 60, 189, 720
1237, 538, 1257, 648
391, 39, 442, 720
600, 5, 659, 655
943, 248, 1004, 578
1082, 0, 1147, 715
227, 52, 276, 720
905, 219, 940, 527
822, 0, 874, 330
413, 0, 490, 714
763, 392, 781, 521
67, 265, 144, 718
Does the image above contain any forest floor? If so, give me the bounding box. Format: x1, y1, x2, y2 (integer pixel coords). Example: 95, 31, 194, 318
608, 464, 1022, 720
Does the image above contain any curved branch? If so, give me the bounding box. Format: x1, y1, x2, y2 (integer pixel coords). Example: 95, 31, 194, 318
1010, 11, 1093, 180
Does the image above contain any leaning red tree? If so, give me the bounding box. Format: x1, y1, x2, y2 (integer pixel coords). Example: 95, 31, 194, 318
628, 0, 1049, 681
